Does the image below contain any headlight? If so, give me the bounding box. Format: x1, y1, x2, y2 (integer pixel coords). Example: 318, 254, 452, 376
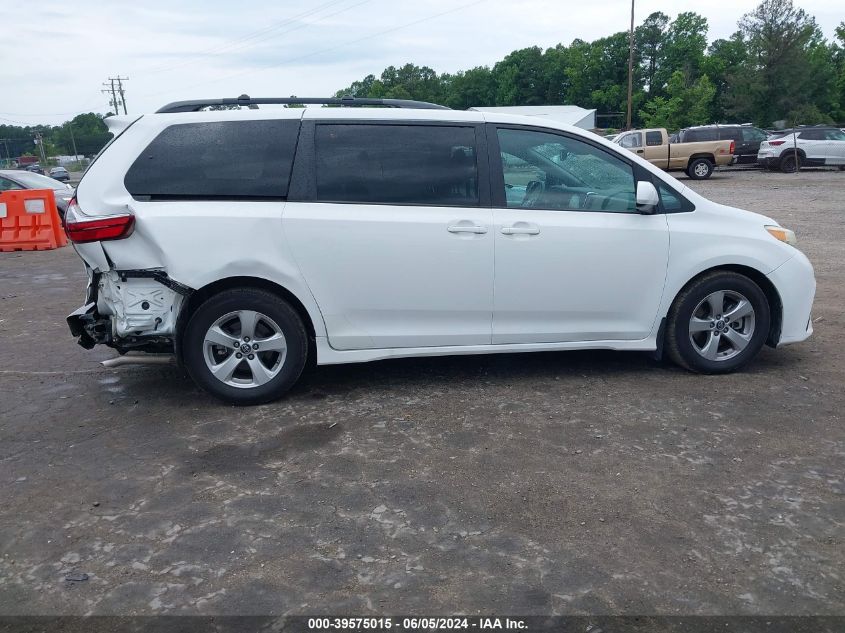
765, 225, 797, 246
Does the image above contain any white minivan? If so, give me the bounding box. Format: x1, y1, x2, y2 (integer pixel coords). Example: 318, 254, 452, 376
66, 96, 815, 404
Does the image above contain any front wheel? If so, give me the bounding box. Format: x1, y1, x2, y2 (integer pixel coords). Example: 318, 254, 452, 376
666, 271, 770, 374
182, 288, 308, 405
687, 158, 714, 180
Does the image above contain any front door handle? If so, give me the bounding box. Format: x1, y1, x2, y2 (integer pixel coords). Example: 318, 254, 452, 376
636, 149, 644, 154
501, 224, 540, 235
447, 224, 487, 234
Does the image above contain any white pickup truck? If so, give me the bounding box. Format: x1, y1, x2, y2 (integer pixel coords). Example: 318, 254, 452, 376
613, 128, 734, 179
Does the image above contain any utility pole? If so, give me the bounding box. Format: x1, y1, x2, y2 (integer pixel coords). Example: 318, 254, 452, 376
34, 132, 48, 165
102, 79, 120, 115
102, 76, 128, 115
67, 122, 80, 160
626, 0, 635, 130
113, 76, 129, 114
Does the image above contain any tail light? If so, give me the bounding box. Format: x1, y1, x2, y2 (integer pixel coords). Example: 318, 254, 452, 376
64, 197, 135, 243
769, 140, 786, 146
729, 141, 735, 154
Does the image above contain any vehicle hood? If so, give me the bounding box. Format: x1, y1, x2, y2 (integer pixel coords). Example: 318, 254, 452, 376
678, 184, 779, 226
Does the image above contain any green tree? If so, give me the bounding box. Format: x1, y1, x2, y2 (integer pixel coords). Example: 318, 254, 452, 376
730, 0, 826, 125
491, 46, 547, 105
442, 66, 496, 109
635, 11, 670, 96
655, 12, 709, 90
702, 33, 748, 122
640, 71, 716, 129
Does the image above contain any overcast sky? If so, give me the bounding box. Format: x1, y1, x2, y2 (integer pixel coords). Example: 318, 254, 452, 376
2, 0, 842, 125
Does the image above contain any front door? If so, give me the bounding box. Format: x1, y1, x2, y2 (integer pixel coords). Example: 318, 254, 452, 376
823, 129, 845, 165
489, 126, 670, 344
284, 121, 494, 351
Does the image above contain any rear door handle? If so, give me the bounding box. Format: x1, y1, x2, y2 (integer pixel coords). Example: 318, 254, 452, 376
501, 224, 540, 235
447, 224, 487, 234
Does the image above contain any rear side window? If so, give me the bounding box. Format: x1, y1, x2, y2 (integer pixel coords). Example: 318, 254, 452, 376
798, 129, 825, 141
645, 131, 663, 146
314, 124, 478, 206
719, 128, 742, 142
683, 129, 718, 142
125, 120, 300, 199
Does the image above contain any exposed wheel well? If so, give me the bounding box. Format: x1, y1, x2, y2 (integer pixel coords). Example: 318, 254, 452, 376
668, 265, 783, 348
779, 148, 805, 160
175, 276, 317, 363
688, 154, 715, 165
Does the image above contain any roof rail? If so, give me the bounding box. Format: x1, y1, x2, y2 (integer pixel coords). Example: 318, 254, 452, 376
155, 94, 450, 113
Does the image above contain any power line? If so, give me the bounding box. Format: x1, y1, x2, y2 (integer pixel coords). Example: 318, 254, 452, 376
142, 0, 354, 75
150, 0, 487, 97
1, 2, 364, 119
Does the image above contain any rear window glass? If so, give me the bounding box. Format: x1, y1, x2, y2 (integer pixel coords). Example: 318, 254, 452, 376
683, 129, 719, 142
314, 124, 479, 206
125, 120, 300, 199
718, 128, 742, 142
798, 129, 826, 140
645, 131, 663, 146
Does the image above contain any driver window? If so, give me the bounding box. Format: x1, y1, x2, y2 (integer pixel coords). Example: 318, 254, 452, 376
619, 133, 642, 148
498, 128, 637, 213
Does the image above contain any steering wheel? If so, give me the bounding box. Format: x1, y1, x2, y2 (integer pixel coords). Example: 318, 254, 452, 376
522, 180, 544, 207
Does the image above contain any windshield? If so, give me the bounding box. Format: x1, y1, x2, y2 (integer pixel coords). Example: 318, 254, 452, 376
8, 171, 72, 191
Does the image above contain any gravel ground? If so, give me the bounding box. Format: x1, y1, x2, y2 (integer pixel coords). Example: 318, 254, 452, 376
0, 169, 842, 616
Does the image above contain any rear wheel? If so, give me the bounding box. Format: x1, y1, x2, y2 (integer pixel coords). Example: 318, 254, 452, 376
687, 158, 714, 180
183, 288, 308, 404
666, 271, 770, 374
780, 154, 800, 173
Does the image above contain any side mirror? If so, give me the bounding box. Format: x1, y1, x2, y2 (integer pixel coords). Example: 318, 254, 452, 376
636, 180, 660, 214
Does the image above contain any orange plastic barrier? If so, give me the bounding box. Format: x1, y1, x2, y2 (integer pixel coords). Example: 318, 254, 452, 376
0, 189, 68, 252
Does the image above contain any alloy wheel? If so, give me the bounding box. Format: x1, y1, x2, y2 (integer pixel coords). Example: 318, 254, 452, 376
202, 310, 287, 389
688, 290, 755, 362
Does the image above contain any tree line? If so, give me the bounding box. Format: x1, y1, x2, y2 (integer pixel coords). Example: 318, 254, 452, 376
3, 0, 842, 164
336, 0, 845, 130
1, 113, 111, 164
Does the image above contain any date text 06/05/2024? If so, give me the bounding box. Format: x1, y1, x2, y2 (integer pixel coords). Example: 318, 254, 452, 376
306, 618, 528, 630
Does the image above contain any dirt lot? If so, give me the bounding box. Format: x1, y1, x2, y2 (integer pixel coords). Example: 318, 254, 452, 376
0, 169, 843, 616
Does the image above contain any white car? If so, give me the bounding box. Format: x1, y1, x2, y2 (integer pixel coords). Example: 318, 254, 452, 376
65, 96, 815, 404
758, 126, 845, 172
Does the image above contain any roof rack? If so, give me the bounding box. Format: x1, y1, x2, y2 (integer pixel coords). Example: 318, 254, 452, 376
156, 94, 450, 113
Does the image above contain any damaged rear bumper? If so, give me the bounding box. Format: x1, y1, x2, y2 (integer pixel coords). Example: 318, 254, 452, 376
66, 302, 102, 350
67, 268, 192, 353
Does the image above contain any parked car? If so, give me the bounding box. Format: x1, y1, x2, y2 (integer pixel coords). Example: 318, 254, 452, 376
757, 126, 845, 172
49, 166, 70, 182
0, 169, 75, 218
65, 96, 815, 404
612, 128, 733, 179
677, 124, 770, 165
24, 163, 45, 174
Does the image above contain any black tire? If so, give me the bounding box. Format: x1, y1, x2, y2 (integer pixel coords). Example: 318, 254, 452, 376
182, 288, 308, 405
687, 158, 714, 180
780, 154, 800, 173
665, 271, 770, 374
